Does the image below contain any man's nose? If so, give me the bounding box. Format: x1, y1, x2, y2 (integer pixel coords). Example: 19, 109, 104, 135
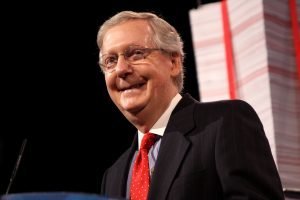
115, 54, 133, 76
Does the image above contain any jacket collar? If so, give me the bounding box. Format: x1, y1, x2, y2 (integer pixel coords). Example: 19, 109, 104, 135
148, 93, 197, 200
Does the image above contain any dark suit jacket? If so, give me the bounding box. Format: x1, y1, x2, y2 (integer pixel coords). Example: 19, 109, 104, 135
101, 94, 284, 200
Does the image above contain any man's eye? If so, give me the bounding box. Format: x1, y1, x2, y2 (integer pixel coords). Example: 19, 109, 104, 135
132, 49, 145, 55
105, 56, 117, 65
127, 49, 145, 60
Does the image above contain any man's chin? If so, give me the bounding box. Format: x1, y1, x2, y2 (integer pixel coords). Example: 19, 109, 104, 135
121, 104, 145, 116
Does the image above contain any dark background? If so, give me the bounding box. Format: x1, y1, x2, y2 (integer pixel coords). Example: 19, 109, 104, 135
1, 0, 218, 195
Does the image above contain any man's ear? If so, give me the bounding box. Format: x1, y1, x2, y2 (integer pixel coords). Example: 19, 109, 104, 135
170, 53, 182, 76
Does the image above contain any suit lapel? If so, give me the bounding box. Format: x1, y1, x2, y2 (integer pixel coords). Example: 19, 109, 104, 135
111, 133, 138, 197
148, 94, 196, 200
148, 130, 190, 200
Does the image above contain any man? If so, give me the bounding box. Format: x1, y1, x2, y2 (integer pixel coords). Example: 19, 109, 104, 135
96, 10, 284, 200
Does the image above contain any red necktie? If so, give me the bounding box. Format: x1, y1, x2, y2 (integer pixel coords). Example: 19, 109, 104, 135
130, 133, 158, 200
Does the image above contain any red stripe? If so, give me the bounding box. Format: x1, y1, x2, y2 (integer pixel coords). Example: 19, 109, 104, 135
289, 0, 300, 83
277, 157, 300, 166
264, 13, 291, 28
231, 12, 264, 36
221, 0, 237, 99
267, 38, 295, 55
237, 67, 268, 88
269, 65, 298, 79
236, 65, 298, 88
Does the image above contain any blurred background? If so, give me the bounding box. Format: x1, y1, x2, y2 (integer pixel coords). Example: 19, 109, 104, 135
1, 0, 219, 195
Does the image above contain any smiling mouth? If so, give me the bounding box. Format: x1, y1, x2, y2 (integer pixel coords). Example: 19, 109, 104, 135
120, 83, 145, 92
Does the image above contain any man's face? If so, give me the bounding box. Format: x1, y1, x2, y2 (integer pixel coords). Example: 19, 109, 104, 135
101, 20, 180, 123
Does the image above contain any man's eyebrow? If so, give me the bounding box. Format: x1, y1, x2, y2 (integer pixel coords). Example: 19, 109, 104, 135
101, 45, 146, 56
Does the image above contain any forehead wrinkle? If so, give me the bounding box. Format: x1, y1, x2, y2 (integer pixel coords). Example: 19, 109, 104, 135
102, 21, 153, 54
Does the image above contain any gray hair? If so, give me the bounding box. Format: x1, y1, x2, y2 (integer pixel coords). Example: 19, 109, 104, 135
96, 10, 185, 92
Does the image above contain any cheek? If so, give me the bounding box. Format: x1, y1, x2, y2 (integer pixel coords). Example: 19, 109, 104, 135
104, 75, 114, 89
152, 61, 174, 82
104, 77, 117, 98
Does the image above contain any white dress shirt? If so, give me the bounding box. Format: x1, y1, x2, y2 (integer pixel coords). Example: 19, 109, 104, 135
126, 93, 182, 198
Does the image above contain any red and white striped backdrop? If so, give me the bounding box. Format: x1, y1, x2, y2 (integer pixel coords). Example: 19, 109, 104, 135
189, 0, 300, 190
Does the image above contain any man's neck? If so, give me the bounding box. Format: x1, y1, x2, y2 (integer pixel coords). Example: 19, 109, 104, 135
132, 93, 182, 133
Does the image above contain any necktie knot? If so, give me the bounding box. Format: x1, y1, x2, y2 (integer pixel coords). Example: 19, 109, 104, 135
140, 133, 159, 152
